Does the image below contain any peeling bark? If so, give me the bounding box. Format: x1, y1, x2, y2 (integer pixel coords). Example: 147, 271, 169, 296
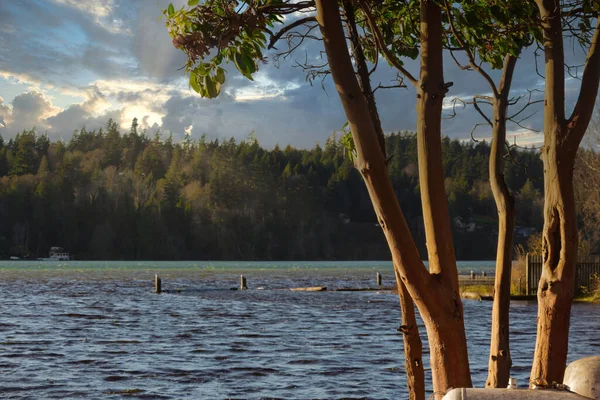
530, 0, 600, 386
416, 0, 457, 282
415, 1, 471, 392
342, 2, 425, 398
486, 55, 517, 389
396, 268, 425, 400
531, 142, 578, 385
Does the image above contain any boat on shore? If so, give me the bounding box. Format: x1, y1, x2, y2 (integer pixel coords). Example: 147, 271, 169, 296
38, 247, 71, 261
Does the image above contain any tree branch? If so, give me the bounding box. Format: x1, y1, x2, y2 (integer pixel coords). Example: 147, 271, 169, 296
442, 0, 499, 99
267, 17, 317, 50
258, 1, 315, 15
567, 17, 600, 144
473, 97, 493, 127
356, 0, 418, 87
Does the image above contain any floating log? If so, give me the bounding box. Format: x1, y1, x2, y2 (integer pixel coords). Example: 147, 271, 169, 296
335, 287, 395, 291
460, 291, 482, 301
289, 286, 327, 292
480, 295, 536, 301
155, 274, 162, 294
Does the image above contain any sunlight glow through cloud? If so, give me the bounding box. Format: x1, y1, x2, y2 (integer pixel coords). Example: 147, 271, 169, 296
228, 73, 301, 102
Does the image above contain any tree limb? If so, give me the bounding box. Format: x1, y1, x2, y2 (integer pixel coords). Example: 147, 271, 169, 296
258, 1, 315, 15
473, 97, 493, 127
356, 0, 418, 87
442, 0, 499, 99
267, 17, 317, 50
567, 17, 600, 145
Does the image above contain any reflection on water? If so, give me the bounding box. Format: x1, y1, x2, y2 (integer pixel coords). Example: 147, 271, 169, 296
0, 261, 598, 399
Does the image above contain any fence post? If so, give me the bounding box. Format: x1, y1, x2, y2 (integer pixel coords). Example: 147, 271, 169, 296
525, 253, 530, 296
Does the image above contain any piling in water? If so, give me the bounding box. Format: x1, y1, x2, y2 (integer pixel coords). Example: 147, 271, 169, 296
155, 274, 162, 294
376, 272, 382, 286
240, 275, 247, 290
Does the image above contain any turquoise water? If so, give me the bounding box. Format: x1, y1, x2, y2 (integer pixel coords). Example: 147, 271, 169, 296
0, 260, 596, 399
0, 259, 497, 273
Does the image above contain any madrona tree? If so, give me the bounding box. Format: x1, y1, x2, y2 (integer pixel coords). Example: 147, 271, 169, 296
341, 1, 425, 397
163, 1, 472, 396
441, 0, 538, 387
528, 0, 600, 387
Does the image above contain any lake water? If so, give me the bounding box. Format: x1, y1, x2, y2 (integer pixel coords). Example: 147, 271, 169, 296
0, 260, 598, 399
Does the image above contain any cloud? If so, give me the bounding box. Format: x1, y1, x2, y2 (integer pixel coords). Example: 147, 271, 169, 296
0, 97, 9, 128
0, 0, 593, 150
0, 91, 61, 135
11, 91, 61, 131
52, 0, 132, 35
130, 0, 189, 81
226, 72, 302, 102
45, 86, 113, 134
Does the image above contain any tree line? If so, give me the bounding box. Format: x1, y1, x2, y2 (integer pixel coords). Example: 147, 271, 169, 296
0, 121, 545, 261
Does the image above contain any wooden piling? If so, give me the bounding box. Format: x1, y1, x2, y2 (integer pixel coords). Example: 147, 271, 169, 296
155, 274, 162, 294
376, 272, 382, 286
470, 270, 474, 279
240, 275, 247, 290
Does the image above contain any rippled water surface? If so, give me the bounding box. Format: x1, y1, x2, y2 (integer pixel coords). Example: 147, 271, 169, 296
0, 260, 599, 399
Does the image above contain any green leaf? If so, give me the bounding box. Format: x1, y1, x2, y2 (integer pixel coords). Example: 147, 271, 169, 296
233, 52, 256, 80
215, 68, 226, 84
189, 72, 201, 93
203, 76, 222, 98
188, 0, 199, 5
167, 3, 174, 16
196, 63, 210, 74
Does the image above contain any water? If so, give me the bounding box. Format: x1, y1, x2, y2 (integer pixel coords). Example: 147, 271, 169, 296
0, 260, 598, 399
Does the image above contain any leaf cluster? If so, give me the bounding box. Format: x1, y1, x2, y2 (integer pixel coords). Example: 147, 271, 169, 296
163, 0, 282, 97
444, 0, 539, 69
357, 0, 421, 66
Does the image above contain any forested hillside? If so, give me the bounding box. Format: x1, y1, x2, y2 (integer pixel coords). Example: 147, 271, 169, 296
0, 119, 545, 260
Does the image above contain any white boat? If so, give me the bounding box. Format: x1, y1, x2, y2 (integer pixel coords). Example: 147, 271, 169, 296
39, 247, 71, 261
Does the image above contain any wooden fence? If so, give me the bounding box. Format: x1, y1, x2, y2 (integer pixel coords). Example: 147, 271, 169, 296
526, 254, 600, 295
457, 276, 495, 286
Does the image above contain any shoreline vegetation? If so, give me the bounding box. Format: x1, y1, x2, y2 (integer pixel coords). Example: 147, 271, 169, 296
457, 253, 600, 303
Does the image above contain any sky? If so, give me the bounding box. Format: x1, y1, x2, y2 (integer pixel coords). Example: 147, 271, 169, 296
0, 0, 592, 148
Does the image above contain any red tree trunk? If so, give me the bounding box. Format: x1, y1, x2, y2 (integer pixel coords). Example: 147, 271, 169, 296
315, 1, 472, 396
